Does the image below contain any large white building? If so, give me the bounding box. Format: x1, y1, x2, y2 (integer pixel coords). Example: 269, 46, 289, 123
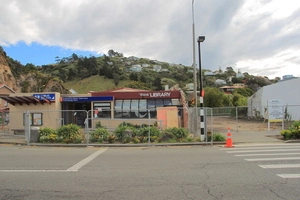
247, 78, 300, 120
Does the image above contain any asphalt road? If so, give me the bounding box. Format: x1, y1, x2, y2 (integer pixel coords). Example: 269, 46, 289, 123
1, 144, 300, 200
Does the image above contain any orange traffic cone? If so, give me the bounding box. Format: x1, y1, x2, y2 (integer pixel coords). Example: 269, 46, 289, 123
225, 127, 234, 148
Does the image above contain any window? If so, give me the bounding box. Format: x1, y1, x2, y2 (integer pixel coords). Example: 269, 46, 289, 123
23, 113, 43, 126
93, 102, 111, 118
131, 100, 139, 118
113, 98, 181, 119
122, 100, 131, 118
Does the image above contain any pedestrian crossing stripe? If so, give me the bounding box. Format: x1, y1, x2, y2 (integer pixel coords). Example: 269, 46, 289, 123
259, 164, 300, 169
277, 174, 300, 178
227, 149, 300, 153
235, 152, 300, 157
245, 157, 300, 161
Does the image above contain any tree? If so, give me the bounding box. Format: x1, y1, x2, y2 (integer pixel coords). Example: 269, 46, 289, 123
113, 73, 120, 86
55, 56, 61, 63
108, 49, 115, 57
232, 93, 247, 106
129, 72, 138, 81
204, 87, 226, 107
233, 88, 254, 97
139, 73, 147, 83
71, 53, 79, 61
153, 77, 163, 90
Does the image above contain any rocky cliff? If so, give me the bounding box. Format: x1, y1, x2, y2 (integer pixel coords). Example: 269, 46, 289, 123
0, 51, 18, 91
0, 50, 69, 93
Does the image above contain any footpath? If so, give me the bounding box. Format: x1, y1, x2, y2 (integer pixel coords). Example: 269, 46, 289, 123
0, 129, 296, 147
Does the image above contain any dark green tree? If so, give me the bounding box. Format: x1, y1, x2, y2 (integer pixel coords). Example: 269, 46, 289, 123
204, 87, 226, 107
113, 73, 120, 86
129, 72, 139, 81
153, 77, 163, 90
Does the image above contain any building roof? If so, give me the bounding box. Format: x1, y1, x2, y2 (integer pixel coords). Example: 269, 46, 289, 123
0, 95, 51, 106
219, 85, 244, 89
91, 87, 149, 93
0, 84, 16, 93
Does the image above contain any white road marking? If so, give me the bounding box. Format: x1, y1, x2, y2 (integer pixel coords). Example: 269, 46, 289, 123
235, 152, 300, 157
227, 149, 300, 153
219, 144, 300, 151
277, 174, 300, 178
0, 170, 68, 172
259, 164, 300, 169
0, 148, 107, 173
67, 148, 107, 171
220, 145, 300, 151
245, 157, 300, 161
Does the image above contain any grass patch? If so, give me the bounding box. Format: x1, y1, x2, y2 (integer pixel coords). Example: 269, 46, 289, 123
63, 75, 138, 93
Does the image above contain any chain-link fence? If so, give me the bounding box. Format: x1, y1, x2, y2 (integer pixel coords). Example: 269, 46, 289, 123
188, 105, 299, 136
3, 105, 299, 145
0, 109, 9, 134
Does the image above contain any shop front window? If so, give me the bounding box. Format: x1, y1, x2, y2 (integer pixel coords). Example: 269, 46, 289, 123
113, 98, 180, 119
122, 100, 131, 118
131, 100, 139, 118
93, 102, 111, 118
138, 99, 148, 118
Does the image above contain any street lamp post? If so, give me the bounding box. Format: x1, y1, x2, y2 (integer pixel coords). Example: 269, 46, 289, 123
197, 36, 205, 140
192, 0, 198, 136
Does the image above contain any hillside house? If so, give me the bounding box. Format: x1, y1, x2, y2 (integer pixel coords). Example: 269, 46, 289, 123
220, 84, 245, 94
204, 71, 215, 76
153, 65, 162, 72
130, 65, 142, 72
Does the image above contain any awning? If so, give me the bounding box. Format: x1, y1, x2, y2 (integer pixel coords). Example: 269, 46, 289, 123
0, 96, 51, 106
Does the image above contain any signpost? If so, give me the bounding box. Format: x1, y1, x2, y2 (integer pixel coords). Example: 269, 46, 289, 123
267, 99, 284, 131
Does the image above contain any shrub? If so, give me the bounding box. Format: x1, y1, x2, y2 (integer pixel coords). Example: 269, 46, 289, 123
39, 127, 57, 143
280, 130, 292, 140
213, 133, 226, 142
157, 132, 175, 142
280, 120, 300, 140
123, 136, 131, 143
164, 127, 189, 140
57, 124, 82, 143
114, 123, 138, 140
89, 127, 110, 143
132, 137, 140, 144
108, 134, 117, 143
138, 126, 160, 137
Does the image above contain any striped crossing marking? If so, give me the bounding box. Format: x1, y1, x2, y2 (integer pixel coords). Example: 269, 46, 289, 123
245, 157, 300, 161
222, 145, 300, 179
226, 149, 300, 153
259, 164, 300, 169
277, 174, 300, 178
235, 152, 300, 157
221, 145, 300, 151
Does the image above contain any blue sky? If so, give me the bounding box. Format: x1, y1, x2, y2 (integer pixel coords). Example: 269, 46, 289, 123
1, 0, 300, 79
3, 42, 99, 66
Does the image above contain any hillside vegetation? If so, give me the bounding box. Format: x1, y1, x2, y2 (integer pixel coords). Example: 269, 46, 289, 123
0, 47, 279, 107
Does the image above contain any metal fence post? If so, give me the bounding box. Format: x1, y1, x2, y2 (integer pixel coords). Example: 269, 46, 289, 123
236, 107, 238, 133
24, 111, 30, 146
148, 109, 150, 148
85, 111, 89, 147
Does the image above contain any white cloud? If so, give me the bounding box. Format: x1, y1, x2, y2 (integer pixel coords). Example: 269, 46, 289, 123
0, 0, 300, 79
235, 48, 300, 78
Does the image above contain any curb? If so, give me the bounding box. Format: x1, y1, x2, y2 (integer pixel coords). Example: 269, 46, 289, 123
0, 141, 225, 147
